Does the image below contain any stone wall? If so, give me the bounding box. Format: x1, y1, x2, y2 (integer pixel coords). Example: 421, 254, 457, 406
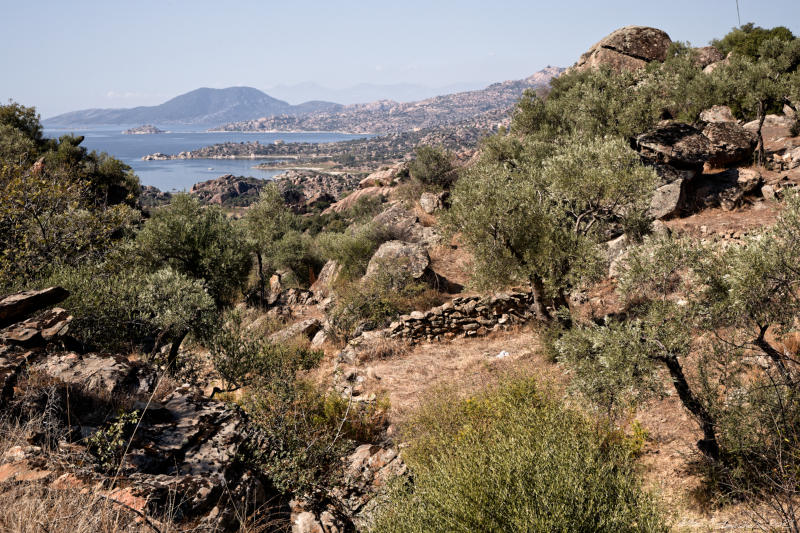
386, 291, 535, 344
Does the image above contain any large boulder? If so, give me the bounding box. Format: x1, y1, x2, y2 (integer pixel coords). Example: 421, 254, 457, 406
692, 168, 763, 211
365, 241, 430, 281
310, 260, 342, 299
649, 179, 687, 220
700, 105, 736, 123
703, 122, 757, 168
419, 191, 449, 214
371, 203, 440, 245
269, 318, 322, 343
359, 164, 404, 188
693, 46, 724, 68
573, 26, 672, 73
323, 187, 392, 214
634, 122, 713, 170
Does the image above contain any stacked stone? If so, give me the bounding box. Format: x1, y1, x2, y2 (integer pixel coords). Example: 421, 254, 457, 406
387, 291, 535, 343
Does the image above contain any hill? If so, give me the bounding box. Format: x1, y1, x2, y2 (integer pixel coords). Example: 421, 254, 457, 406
211, 66, 564, 134
43, 86, 342, 126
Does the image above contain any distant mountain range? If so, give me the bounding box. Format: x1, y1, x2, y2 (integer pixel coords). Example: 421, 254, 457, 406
264, 81, 489, 105
43, 87, 342, 127
42, 67, 563, 131
214, 67, 564, 134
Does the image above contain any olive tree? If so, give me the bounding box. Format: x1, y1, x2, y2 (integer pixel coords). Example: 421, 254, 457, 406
444, 135, 656, 319
243, 184, 296, 304
136, 194, 251, 307
558, 191, 800, 469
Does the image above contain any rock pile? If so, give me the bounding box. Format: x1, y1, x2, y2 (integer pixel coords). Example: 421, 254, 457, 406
385, 291, 536, 344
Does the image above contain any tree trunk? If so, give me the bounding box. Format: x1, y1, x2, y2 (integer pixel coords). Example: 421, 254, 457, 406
256, 252, 265, 308
660, 354, 720, 461
755, 325, 794, 386
166, 329, 189, 371
756, 100, 766, 168
530, 275, 551, 321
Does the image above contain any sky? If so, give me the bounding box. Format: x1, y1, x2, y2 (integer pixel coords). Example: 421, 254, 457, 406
1, 0, 799, 118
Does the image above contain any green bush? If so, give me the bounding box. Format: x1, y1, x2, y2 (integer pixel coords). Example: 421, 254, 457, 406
408, 145, 455, 188
372, 378, 666, 533
314, 223, 389, 280
208, 310, 322, 392
244, 381, 388, 495
327, 259, 431, 343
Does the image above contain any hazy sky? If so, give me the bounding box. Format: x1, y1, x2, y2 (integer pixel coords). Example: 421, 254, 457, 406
2, 0, 799, 117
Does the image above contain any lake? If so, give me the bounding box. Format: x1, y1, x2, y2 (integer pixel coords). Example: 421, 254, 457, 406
42, 126, 369, 191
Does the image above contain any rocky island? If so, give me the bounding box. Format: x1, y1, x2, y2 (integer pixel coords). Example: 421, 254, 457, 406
122, 124, 166, 134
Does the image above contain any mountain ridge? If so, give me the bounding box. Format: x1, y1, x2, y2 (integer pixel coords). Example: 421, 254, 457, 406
212, 66, 565, 134
43, 86, 342, 126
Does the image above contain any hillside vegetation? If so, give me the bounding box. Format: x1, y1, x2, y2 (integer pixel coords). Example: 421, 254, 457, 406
1, 22, 800, 533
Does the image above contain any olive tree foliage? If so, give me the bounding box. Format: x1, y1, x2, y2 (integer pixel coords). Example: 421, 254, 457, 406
557, 191, 800, 473
713, 49, 794, 166
136, 194, 251, 307
444, 135, 656, 319
711, 23, 796, 60
512, 45, 718, 143
0, 103, 139, 291
408, 145, 455, 188
243, 184, 297, 304
45, 250, 214, 357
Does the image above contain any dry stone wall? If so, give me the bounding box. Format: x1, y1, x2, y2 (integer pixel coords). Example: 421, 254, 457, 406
386, 290, 536, 344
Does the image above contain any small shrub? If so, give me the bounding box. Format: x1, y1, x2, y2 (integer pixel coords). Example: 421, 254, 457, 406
243, 380, 388, 495
372, 378, 666, 533
86, 410, 140, 473
208, 310, 322, 392
409, 145, 455, 188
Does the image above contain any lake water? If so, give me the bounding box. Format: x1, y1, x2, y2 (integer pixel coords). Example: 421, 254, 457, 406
42, 126, 369, 191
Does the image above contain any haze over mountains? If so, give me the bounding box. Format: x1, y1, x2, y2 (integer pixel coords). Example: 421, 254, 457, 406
43, 87, 342, 127
43, 67, 563, 132
264, 81, 489, 106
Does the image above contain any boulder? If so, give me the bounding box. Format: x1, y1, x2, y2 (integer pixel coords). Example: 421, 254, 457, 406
371, 203, 440, 245
365, 241, 430, 281
744, 114, 795, 131
573, 26, 672, 73
703, 122, 757, 168
693, 46, 724, 68
270, 318, 323, 343
649, 179, 686, 220
419, 191, 449, 214
310, 260, 342, 299
700, 105, 736, 123
634, 122, 713, 170
32, 352, 157, 398
323, 187, 392, 214
692, 168, 763, 211
360, 164, 403, 188
0, 287, 69, 329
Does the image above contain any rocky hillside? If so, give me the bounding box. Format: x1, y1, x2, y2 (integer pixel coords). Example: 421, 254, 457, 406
211, 67, 564, 134
44, 87, 342, 127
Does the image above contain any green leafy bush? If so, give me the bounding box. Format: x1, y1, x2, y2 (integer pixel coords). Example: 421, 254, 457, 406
373, 378, 666, 533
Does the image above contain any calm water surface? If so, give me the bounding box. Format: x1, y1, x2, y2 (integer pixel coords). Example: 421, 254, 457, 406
43, 126, 368, 191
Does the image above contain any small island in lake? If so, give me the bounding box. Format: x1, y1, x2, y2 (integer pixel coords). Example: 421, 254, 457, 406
122, 124, 166, 135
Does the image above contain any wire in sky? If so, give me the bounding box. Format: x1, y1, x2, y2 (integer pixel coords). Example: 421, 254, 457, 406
736, 0, 741, 26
